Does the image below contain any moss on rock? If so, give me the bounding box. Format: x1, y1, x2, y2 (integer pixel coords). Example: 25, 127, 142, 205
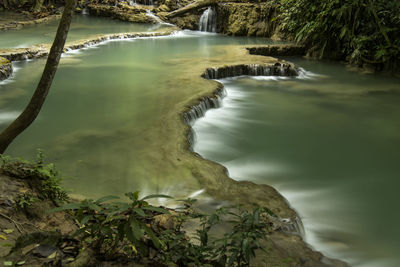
217, 2, 279, 37
87, 3, 156, 24
0, 56, 12, 81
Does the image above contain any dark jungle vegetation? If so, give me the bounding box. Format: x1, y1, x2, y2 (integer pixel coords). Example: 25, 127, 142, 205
50, 193, 274, 266
279, 0, 400, 71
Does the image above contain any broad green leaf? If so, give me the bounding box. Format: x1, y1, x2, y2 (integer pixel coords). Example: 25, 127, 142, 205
80, 215, 92, 225
142, 206, 170, 214
95, 195, 120, 204
130, 219, 144, 240
144, 226, 160, 249
87, 202, 101, 211
133, 208, 146, 217
124, 222, 135, 243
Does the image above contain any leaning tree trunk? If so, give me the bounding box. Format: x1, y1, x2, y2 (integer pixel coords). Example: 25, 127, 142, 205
0, 0, 77, 154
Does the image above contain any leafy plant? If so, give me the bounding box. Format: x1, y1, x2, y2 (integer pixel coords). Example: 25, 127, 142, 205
278, 0, 400, 71
15, 192, 37, 209
50, 194, 274, 266
0, 150, 68, 202
49, 191, 172, 258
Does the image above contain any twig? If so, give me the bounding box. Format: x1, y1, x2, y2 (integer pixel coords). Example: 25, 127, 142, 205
0, 212, 24, 233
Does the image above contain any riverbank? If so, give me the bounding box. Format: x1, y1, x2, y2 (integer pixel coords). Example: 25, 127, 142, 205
0, 11, 61, 31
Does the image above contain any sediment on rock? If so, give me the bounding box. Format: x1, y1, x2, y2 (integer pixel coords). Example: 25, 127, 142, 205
163, 0, 282, 37
87, 3, 157, 24
216, 1, 279, 37
247, 44, 306, 57
0, 29, 178, 62
0, 57, 13, 81
0, 12, 62, 31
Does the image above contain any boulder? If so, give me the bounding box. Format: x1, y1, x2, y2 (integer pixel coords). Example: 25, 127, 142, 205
0, 57, 13, 81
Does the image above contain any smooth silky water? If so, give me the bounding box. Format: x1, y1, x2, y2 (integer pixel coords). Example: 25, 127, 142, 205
193, 59, 400, 266
2, 15, 400, 266
0, 13, 170, 48
0, 20, 271, 201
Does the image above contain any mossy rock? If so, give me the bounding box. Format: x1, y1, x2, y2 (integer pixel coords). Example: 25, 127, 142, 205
0, 57, 11, 65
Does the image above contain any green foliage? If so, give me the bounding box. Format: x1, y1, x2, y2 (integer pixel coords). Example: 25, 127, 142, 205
211, 207, 271, 266
15, 192, 37, 209
49, 191, 172, 259
0, 150, 68, 202
50, 194, 273, 266
279, 0, 400, 70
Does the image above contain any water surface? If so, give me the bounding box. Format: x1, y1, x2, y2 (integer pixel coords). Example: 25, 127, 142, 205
193, 59, 400, 266
0, 14, 168, 48
0, 27, 273, 200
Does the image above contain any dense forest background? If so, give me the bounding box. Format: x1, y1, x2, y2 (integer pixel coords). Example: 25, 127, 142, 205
1, 0, 399, 72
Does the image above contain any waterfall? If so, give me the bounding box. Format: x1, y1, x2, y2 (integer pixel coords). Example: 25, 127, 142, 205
82, 7, 89, 15
145, 10, 175, 26
128, 0, 136, 6
199, 7, 217, 32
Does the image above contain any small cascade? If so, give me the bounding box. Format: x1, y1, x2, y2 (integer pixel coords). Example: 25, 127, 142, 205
202, 63, 299, 79
279, 217, 305, 236
199, 7, 217, 32
128, 0, 136, 6
183, 87, 226, 127
82, 7, 89, 15
146, 10, 174, 26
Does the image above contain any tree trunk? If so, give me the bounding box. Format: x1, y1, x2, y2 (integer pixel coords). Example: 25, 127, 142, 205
0, 0, 77, 154
166, 0, 219, 18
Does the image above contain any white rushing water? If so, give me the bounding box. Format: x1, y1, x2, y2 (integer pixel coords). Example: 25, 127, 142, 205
199, 7, 217, 32
145, 10, 175, 26
192, 71, 400, 267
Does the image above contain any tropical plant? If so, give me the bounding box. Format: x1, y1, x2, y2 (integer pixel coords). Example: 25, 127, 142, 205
50, 194, 274, 266
279, 0, 400, 71
0, 150, 68, 202
49, 191, 172, 258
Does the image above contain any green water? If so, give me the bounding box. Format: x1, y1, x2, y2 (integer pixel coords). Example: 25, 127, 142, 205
0, 14, 168, 48
0, 27, 272, 199
1, 15, 400, 266
193, 59, 400, 266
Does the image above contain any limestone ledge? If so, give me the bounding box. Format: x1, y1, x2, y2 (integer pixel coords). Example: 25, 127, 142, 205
247, 44, 306, 57
181, 60, 349, 266
0, 13, 61, 31
0, 28, 179, 62
0, 57, 13, 81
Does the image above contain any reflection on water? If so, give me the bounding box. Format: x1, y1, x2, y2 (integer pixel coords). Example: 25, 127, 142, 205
193, 64, 400, 266
0, 28, 274, 202
2, 15, 399, 265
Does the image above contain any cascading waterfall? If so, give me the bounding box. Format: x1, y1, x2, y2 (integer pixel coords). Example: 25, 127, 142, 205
199, 7, 217, 32
82, 7, 89, 15
145, 10, 175, 26
183, 63, 305, 236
